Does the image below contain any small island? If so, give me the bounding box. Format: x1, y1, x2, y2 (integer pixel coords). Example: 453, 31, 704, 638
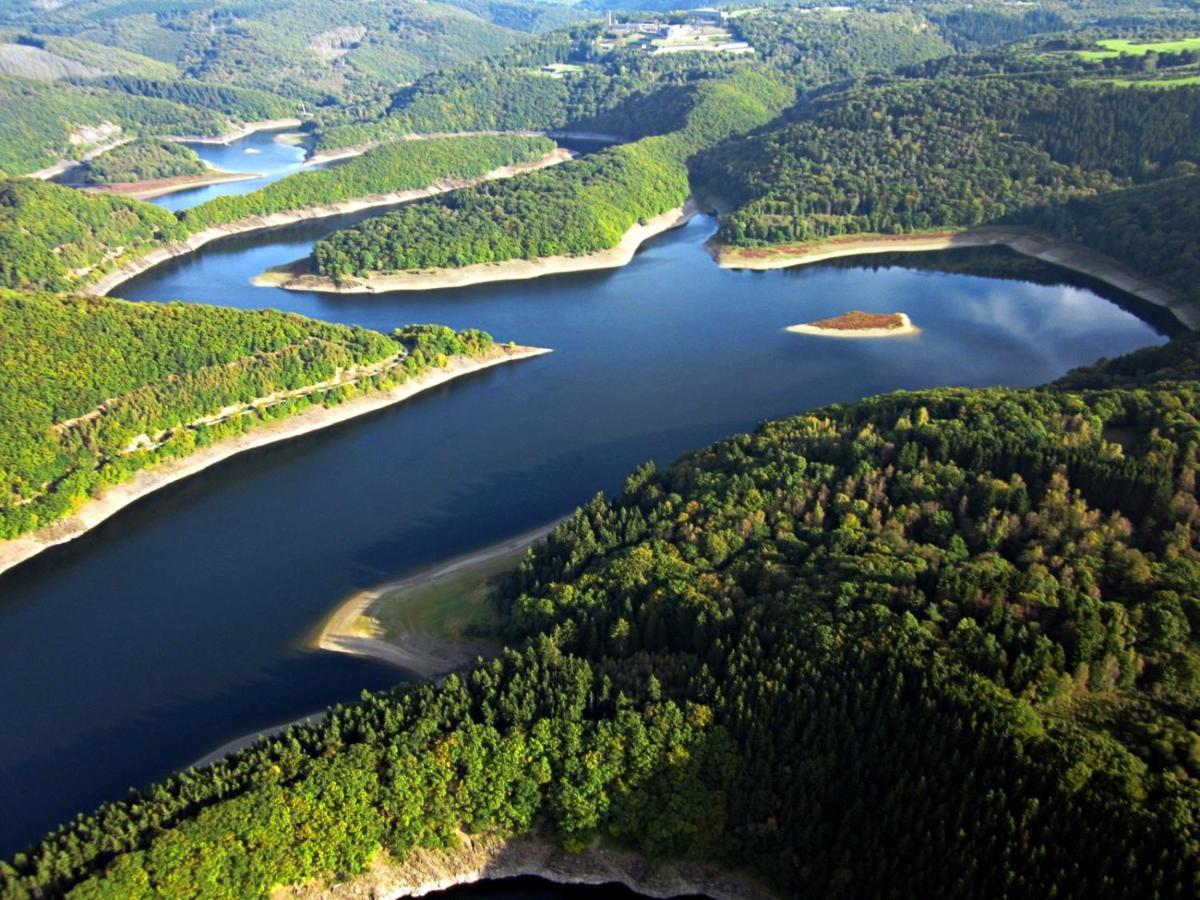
787, 310, 918, 338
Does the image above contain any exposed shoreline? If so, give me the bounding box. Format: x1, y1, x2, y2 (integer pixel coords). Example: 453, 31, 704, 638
787, 311, 919, 338
280, 833, 776, 900
313, 518, 565, 677
0, 345, 551, 579
82, 166, 262, 200
27, 136, 133, 180
257, 199, 700, 294
712, 227, 1199, 330
164, 117, 304, 145
82, 149, 571, 297
304, 128, 621, 166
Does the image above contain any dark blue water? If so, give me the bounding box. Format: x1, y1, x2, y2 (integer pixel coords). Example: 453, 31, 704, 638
0, 138, 1174, 864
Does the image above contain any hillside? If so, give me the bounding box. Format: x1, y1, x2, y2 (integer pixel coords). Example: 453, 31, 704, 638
3, 327, 1199, 896
310, 69, 791, 279
693, 73, 1200, 247
0, 74, 226, 176
0, 0, 576, 104
0, 290, 496, 541
80, 137, 207, 184
0, 178, 186, 291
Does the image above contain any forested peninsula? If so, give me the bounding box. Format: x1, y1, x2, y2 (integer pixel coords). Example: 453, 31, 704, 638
6, 327, 1200, 898
0, 135, 563, 295
0, 292, 541, 567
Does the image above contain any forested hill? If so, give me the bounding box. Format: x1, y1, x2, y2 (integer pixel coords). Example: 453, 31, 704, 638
312, 8, 952, 152
693, 74, 1200, 248
0, 135, 557, 292
310, 69, 791, 277
0, 178, 186, 291
0, 290, 495, 541
6, 327, 1200, 897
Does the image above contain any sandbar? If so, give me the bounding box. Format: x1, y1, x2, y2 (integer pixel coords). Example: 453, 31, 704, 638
787, 311, 918, 338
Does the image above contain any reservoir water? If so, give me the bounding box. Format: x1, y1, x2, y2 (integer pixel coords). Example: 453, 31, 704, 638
0, 134, 1178, 864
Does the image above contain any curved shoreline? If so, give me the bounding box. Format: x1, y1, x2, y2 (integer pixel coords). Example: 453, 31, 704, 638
313, 518, 565, 676
279, 834, 777, 900
0, 345, 551, 579
164, 118, 304, 145
83, 167, 263, 200
82, 149, 571, 297
257, 199, 700, 294
712, 227, 1199, 330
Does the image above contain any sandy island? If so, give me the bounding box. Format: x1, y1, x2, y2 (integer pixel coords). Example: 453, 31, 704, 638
787, 310, 919, 338
313, 518, 565, 677
256, 199, 700, 293
0, 345, 551, 579
83, 148, 571, 296
712, 227, 1199, 330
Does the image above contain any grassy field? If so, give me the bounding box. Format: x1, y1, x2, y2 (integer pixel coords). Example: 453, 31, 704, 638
366, 546, 524, 642
1101, 74, 1200, 88
1078, 37, 1200, 60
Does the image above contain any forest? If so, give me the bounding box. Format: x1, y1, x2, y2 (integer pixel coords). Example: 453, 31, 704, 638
695, 72, 1200, 247
310, 69, 790, 277
4, 327, 1199, 897
0, 74, 226, 176
0, 178, 186, 291
179, 134, 554, 230
1012, 175, 1200, 303
80, 138, 206, 184
0, 289, 494, 540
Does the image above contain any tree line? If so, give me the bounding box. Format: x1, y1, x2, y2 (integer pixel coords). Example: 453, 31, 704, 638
0, 288, 494, 540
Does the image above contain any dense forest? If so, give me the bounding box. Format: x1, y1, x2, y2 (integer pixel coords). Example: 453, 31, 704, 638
80, 137, 206, 184
310, 70, 790, 277
0, 178, 186, 291
0, 74, 226, 176
0, 289, 494, 540
1009, 175, 1200, 303
695, 73, 1200, 246
4, 327, 1199, 897
180, 134, 555, 230
0, 136, 558, 289
311, 8, 951, 153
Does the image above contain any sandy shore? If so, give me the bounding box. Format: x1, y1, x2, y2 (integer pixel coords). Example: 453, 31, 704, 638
164, 118, 303, 145
713, 227, 1199, 330
259, 199, 699, 294
305, 128, 620, 166
83, 149, 570, 297
787, 312, 919, 338
313, 518, 564, 677
84, 167, 262, 200
0, 345, 551, 579
279, 833, 776, 900
188, 711, 328, 770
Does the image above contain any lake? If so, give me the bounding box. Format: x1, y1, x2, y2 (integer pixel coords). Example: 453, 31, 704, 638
0, 132, 1177, 877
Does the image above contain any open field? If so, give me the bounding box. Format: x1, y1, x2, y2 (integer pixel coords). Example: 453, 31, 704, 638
1078, 37, 1200, 59
1099, 74, 1200, 88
